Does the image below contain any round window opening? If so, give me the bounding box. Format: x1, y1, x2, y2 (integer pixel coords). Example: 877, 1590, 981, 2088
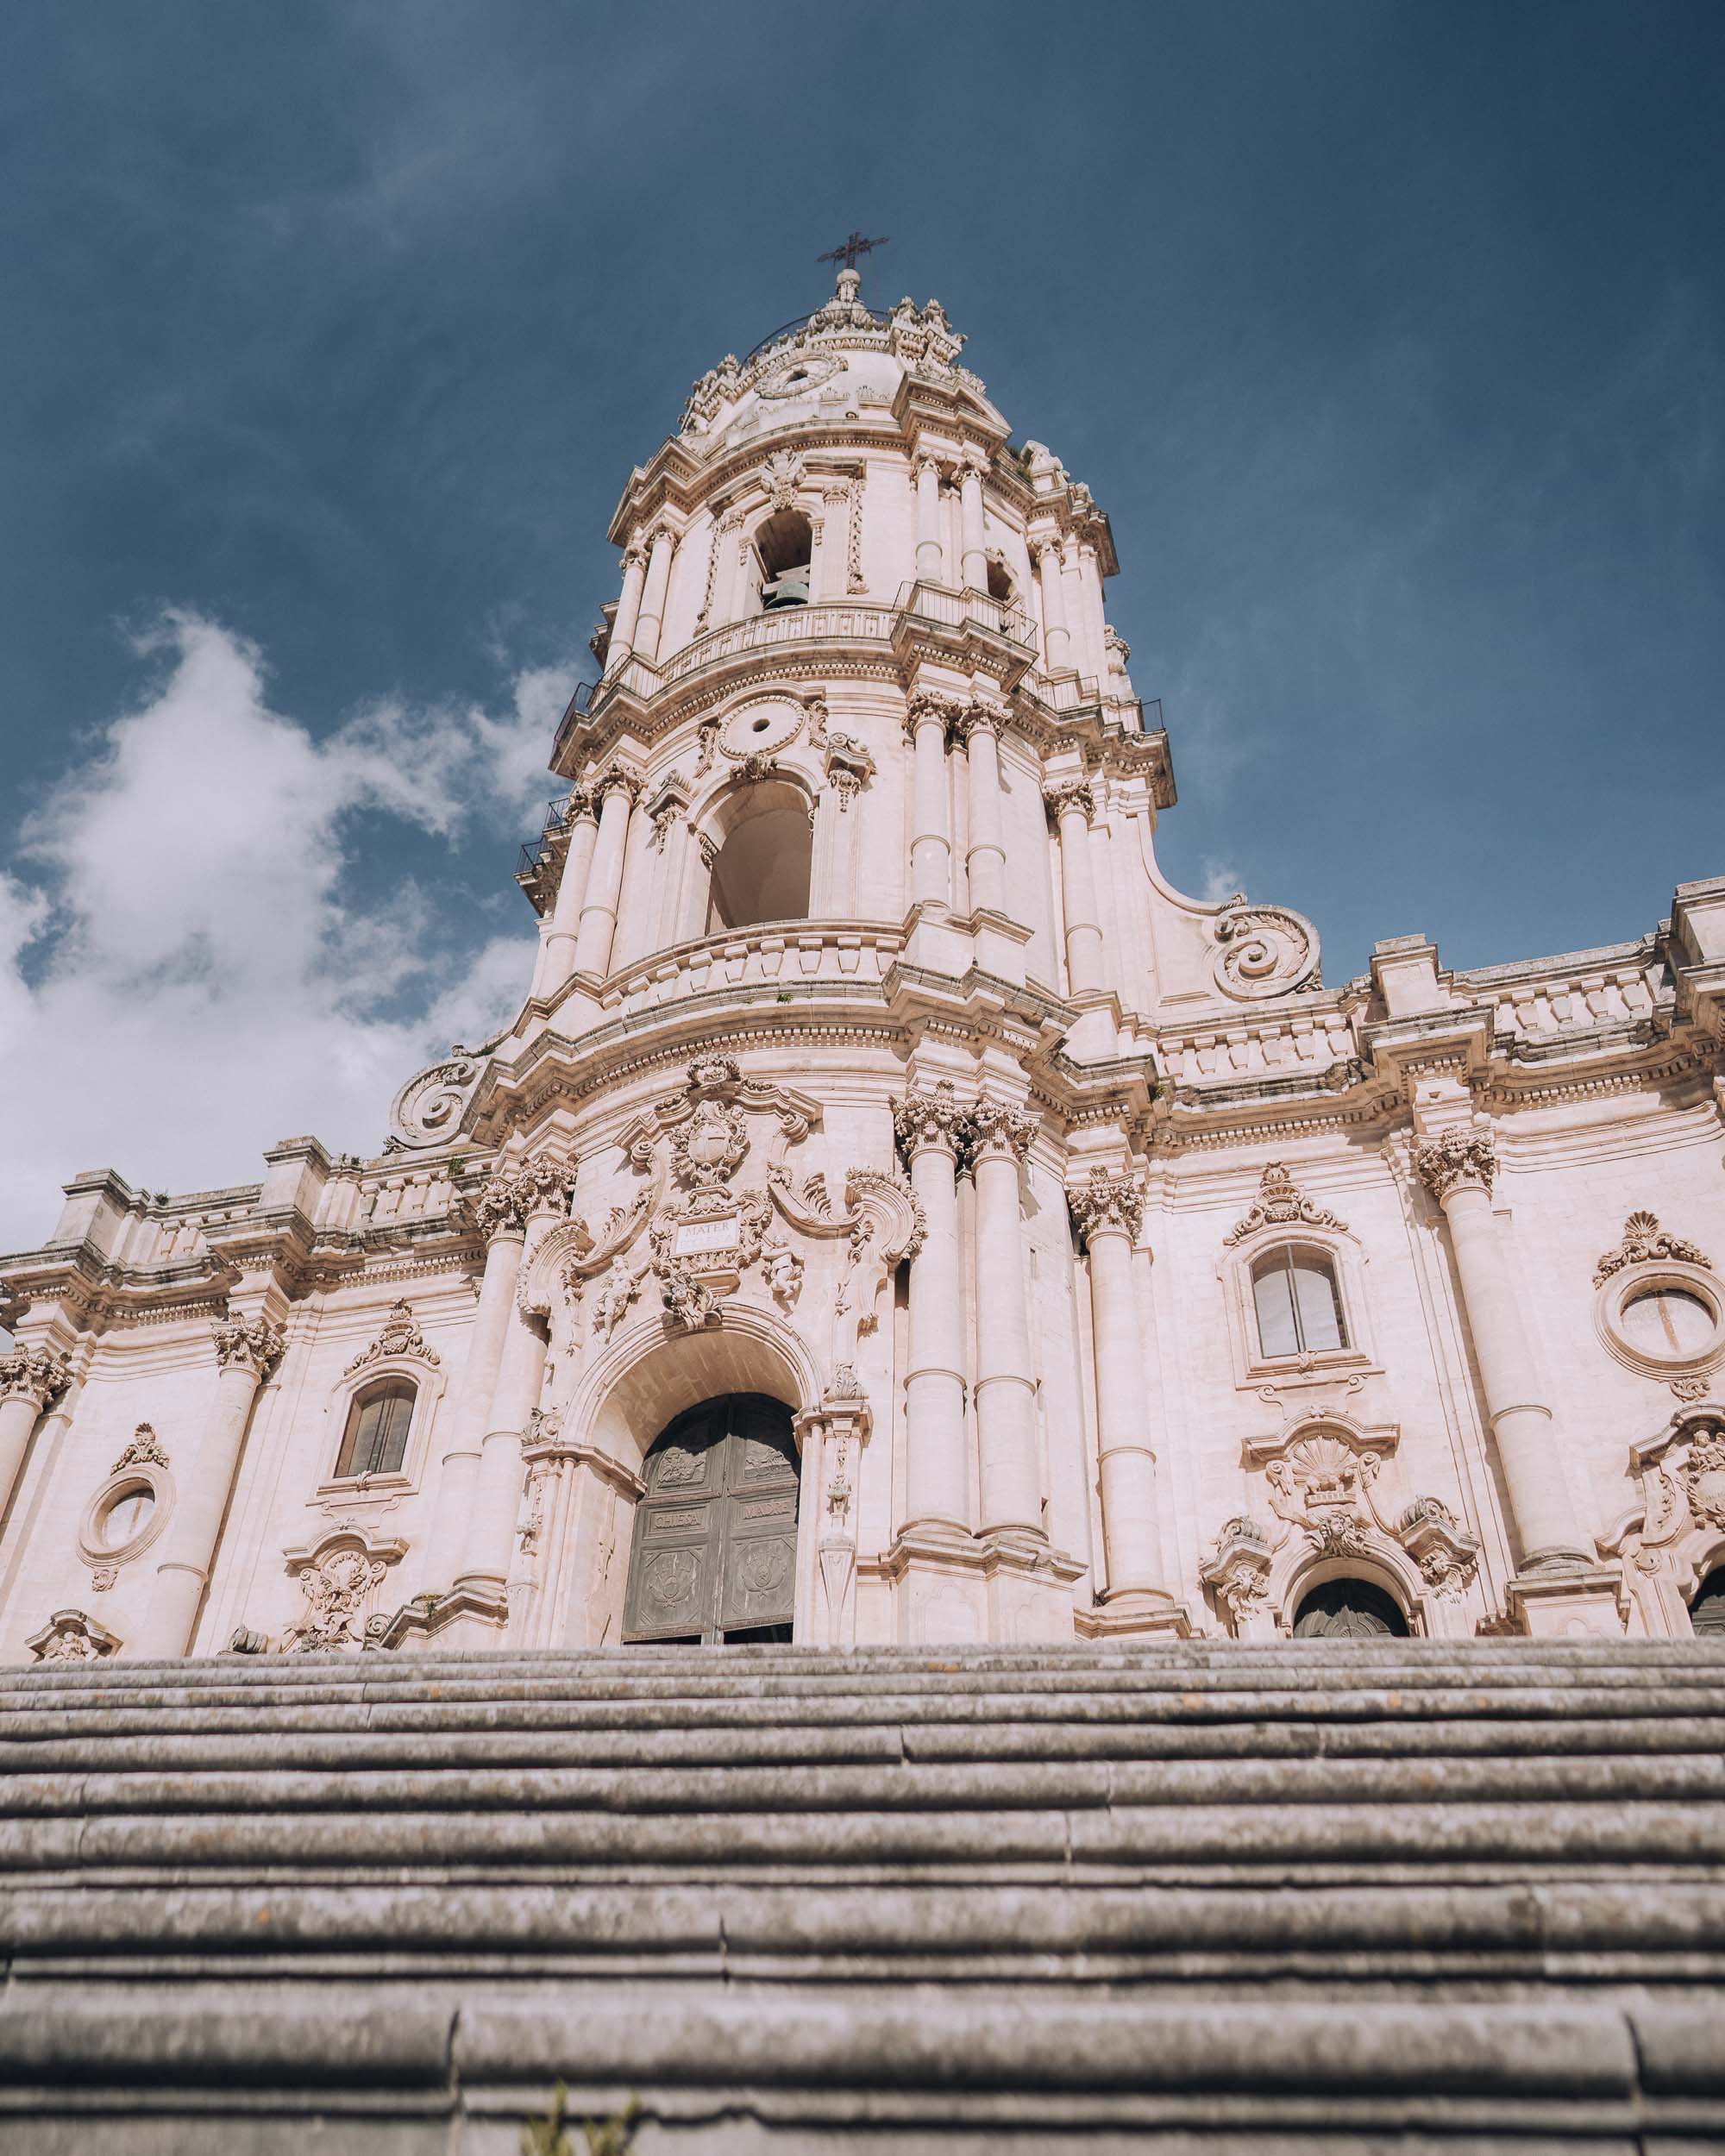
1622, 1286, 1716, 1359
95, 1482, 155, 1551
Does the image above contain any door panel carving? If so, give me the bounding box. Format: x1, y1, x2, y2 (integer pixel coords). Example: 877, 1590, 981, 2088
624, 1395, 800, 1644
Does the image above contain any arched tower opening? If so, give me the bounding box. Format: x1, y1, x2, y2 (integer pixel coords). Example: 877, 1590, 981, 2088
705, 778, 812, 931
753, 509, 812, 612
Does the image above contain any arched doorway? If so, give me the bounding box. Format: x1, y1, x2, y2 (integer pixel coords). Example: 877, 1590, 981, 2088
1291, 1577, 1409, 1638
623, 1394, 800, 1645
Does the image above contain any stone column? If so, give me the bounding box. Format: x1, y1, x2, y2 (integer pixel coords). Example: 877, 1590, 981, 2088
914, 455, 944, 582
959, 704, 1007, 916
958, 454, 988, 593
455, 1161, 574, 1601
0, 1345, 71, 1529
1035, 539, 1070, 670
422, 1170, 530, 1592
135, 1314, 284, 1658
894, 1087, 971, 1537
606, 542, 648, 674
1070, 1170, 1174, 1604
1078, 539, 1107, 678
906, 693, 954, 908
1414, 1127, 1589, 1564
969, 1100, 1043, 1539
533, 787, 599, 998
633, 528, 676, 665
1044, 776, 1104, 995
570, 773, 637, 980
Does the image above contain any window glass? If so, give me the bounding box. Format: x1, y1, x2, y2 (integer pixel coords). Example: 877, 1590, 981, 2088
1252, 1249, 1347, 1357
98, 1486, 154, 1549
336, 1383, 415, 1478
1622, 1287, 1715, 1358
1690, 1570, 1725, 1637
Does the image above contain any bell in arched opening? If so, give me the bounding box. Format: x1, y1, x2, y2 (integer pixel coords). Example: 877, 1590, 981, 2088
755, 508, 812, 612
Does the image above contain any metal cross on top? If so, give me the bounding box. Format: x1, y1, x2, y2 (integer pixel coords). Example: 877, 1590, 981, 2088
817, 231, 888, 273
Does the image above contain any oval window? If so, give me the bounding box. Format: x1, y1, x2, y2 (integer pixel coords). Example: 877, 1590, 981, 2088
1622, 1287, 1716, 1359
97, 1485, 154, 1551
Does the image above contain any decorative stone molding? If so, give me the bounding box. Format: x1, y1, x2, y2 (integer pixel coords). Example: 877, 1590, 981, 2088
893, 1081, 969, 1160
1594, 1212, 1712, 1287
78, 1426, 174, 1589
1398, 1496, 1482, 1601
26, 1608, 120, 1664
0, 1344, 71, 1411
903, 688, 962, 743
758, 447, 805, 508
595, 765, 644, 807
387, 1054, 486, 1150
823, 730, 875, 810
1210, 902, 1320, 1001
1067, 1169, 1145, 1247
1600, 1408, 1725, 1633
965, 1099, 1037, 1165
951, 699, 1007, 745
659, 1263, 718, 1332
344, 1300, 440, 1377
762, 1238, 805, 1312
211, 1316, 285, 1381
474, 1156, 579, 1240
1224, 1163, 1348, 1248
110, 1423, 167, 1473
282, 1526, 407, 1653
1200, 1517, 1276, 1633
1413, 1126, 1497, 1202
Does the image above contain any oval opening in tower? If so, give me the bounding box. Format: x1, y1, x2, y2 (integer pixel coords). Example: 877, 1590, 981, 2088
756, 510, 812, 612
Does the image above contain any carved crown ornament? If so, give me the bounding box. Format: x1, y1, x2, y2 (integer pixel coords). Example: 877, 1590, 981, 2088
512, 1056, 923, 1385
1224, 1163, 1348, 1249
1594, 1211, 1712, 1288
344, 1300, 440, 1377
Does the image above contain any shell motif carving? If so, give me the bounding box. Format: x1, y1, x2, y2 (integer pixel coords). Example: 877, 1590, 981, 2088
1211, 904, 1320, 1002
388, 1056, 485, 1150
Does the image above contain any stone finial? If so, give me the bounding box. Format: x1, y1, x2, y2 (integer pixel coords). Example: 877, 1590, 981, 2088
1413, 1126, 1497, 1203
210, 1316, 285, 1380
1593, 1211, 1711, 1288
893, 1082, 969, 1160
0, 1344, 72, 1411
1068, 1169, 1145, 1247
1223, 1163, 1347, 1248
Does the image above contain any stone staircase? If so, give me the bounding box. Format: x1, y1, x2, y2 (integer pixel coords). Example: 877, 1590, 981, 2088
3, 1639, 1724, 2151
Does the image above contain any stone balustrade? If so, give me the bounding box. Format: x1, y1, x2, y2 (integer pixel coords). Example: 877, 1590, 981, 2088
1481, 962, 1664, 1037
598, 920, 905, 1020
1158, 1010, 1358, 1087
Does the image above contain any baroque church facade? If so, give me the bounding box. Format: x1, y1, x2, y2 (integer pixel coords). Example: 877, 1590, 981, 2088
4, 265, 1725, 1670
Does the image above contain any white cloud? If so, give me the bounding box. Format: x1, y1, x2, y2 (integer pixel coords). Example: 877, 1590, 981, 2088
0, 611, 568, 1249
1199, 856, 1244, 906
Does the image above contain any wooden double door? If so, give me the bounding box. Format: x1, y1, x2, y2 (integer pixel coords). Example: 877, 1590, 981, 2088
622, 1394, 800, 1645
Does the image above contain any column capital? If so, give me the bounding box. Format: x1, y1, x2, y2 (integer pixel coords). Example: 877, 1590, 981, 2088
1414, 1125, 1498, 1202
622, 539, 649, 573
474, 1156, 578, 1238
1043, 774, 1095, 823
904, 688, 962, 743
1068, 1167, 1145, 1246
913, 452, 944, 484
210, 1315, 285, 1381
952, 698, 1007, 744
967, 1097, 1037, 1164
1032, 534, 1063, 570
0, 1344, 72, 1411
894, 1082, 970, 1161
595, 765, 643, 806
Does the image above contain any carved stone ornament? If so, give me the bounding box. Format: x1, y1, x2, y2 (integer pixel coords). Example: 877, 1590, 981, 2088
659, 1263, 718, 1332
26, 1608, 120, 1664
387, 1054, 485, 1150
0, 1344, 72, 1411
966, 1098, 1037, 1165
893, 1081, 971, 1160
211, 1316, 285, 1381
823, 730, 875, 809
1262, 1429, 1387, 1545
585, 1255, 648, 1342
904, 688, 963, 743
762, 1238, 805, 1312
1594, 1211, 1712, 1288
757, 446, 806, 505
282, 1528, 405, 1653
474, 1156, 579, 1238
1397, 1495, 1481, 1601
1068, 1168, 1145, 1247
1200, 1517, 1275, 1633
1414, 1127, 1497, 1203
110, 1423, 168, 1474
1224, 1163, 1348, 1248
1043, 776, 1095, 824
673, 1099, 750, 1190
1210, 901, 1320, 1001
345, 1300, 440, 1377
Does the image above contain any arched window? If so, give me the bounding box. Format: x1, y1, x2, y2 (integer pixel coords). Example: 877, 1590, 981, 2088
1292, 1578, 1408, 1638
1251, 1246, 1348, 1357
1690, 1569, 1725, 1636
335, 1380, 416, 1479
754, 509, 812, 612
705, 784, 812, 931
985, 555, 1016, 606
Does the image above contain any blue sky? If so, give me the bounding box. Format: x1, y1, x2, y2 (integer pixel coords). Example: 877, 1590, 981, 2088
1, 0, 1721, 1245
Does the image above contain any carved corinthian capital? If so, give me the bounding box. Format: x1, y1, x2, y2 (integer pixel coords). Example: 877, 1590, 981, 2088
473, 1171, 531, 1240
967, 1098, 1037, 1164
1068, 1168, 1145, 1246
1414, 1126, 1497, 1203
1043, 776, 1095, 824
893, 1082, 970, 1160
211, 1316, 285, 1381
904, 688, 960, 743
0, 1344, 72, 1411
